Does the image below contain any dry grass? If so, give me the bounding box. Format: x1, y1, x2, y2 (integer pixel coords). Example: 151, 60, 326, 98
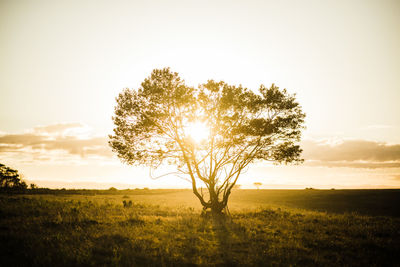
1, 190, 399, 266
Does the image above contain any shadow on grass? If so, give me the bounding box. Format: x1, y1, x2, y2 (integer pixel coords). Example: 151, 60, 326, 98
203, 214, 256, 266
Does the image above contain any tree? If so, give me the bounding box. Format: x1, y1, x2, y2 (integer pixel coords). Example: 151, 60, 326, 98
254, 182, 262, 190
109, 68, 305, 215
0, 163, 27, 190
30, 183, 37, 189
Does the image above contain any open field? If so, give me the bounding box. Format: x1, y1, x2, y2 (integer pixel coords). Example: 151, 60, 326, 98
1, 189, 400, 266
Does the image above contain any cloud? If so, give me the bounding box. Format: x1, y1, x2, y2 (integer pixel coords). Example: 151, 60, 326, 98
0, 134, 45, 145
305, 160, 400, 169
392, 175, 400, 181
40, 136, 111, 157
33, 122, 84, 134
0, 144, 23, 152
2, 123, 400, 170
302, 139, 400, 168
0, 123, 113, 162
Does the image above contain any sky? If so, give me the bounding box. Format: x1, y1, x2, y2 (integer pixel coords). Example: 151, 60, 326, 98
1, 0, 399, 189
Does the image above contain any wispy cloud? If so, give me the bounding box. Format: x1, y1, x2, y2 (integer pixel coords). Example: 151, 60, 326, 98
2, 123, 400, 170
302, 139, 400, 168
0, 123, 113, 163
32, 122, 85, 134
392, 175, 400, 181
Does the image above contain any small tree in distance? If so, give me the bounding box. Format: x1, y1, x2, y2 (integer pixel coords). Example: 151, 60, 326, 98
254, 182, 262, 190
109, 68, 305, 215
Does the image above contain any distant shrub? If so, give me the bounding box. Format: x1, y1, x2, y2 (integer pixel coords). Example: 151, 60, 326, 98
108, 187, 117, 191
123, 200, 133, 208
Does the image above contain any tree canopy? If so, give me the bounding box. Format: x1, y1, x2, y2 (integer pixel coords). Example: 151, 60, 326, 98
109, 68, 305, 214
0, 163, 27, 190
254, 182, 262, 190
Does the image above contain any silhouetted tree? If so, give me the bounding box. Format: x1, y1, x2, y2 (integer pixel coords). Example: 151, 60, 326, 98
109, 68, 305, 215
30, 183, 37, 189
254, 182, 262, 190
0, 163, 27, 190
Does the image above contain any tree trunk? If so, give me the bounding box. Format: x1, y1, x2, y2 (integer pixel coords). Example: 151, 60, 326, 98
208, 186, 225, 215
210, 203, 224, 215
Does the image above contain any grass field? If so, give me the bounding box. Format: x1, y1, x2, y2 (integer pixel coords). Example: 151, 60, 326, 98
1, 189, 399, 266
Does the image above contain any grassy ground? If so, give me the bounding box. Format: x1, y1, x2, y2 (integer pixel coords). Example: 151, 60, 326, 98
1, 189, 399, 266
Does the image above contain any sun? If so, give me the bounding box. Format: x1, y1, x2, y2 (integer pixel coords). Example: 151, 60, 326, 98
185, 121, 210, 143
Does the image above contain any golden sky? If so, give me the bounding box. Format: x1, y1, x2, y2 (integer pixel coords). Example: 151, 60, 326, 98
1, 0, 399, 188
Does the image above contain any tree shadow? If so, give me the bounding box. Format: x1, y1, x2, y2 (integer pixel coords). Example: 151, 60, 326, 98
206, 214, 252, 266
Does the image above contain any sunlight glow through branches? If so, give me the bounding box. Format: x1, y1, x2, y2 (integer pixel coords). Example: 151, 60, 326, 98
184, 121, 210, 143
